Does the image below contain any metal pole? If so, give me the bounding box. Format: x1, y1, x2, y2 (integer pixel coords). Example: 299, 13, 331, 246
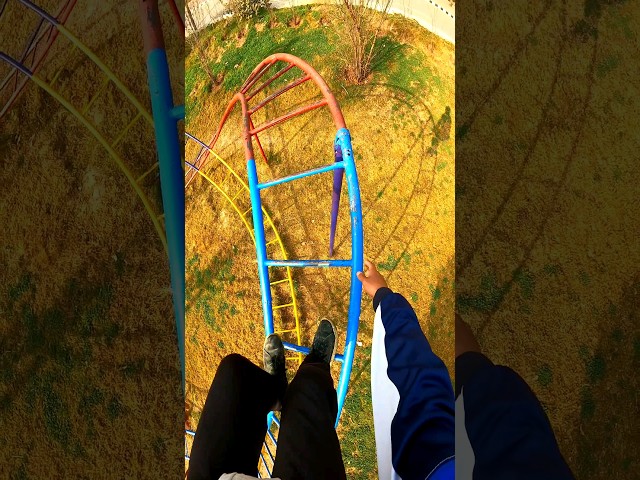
138, 0, 185, 390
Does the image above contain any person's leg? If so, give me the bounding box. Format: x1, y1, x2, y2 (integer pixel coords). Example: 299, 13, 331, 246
188, 353, 282, 480
272, 320, 347, 480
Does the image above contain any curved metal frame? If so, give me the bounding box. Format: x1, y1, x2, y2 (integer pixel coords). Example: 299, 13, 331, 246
183, 55, 364, 475
184, 131, 303, 364
0, 0, 77, 117
188, 51, 362, 418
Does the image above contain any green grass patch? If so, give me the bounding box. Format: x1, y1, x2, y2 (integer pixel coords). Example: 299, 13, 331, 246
372, 36, 443, 96
42, 380, 72, 447
457, 272, 509, 314
202, 13, 334, 93
188, 255, 238, 331
120, 359, 145, 378
585, 354, 606, 383
578, 270, 591, 286
428, 322, 438, 339
185, 63, 208, 123
633, 336, 640, 363
377, 253, 411, 272
537, 364, 553, 387
430, 285, 442, 302
580, 386, 595, 420
340, 347, 376, 476
514, 268, 535, 300
596, 54, 620, 78
377, 254, 398, 272
610, 327, 623, 343
107, 395, 125, 421
8, 273, 33, 303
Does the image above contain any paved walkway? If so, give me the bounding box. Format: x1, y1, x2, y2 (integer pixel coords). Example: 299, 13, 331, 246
186, 0, 454, 44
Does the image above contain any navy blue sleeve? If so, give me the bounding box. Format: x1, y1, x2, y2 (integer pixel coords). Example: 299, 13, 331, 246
379, 291, 455, 480
460, 365, 575, 480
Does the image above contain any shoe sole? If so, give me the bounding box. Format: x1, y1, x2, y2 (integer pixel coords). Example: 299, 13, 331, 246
319, 318, 338, 364
263, 333, 284, 372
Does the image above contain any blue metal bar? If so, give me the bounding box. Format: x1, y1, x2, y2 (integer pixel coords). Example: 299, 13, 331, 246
329, 143, 344, 256
146, 47, 185, 390
257, 162, 343, 190
171, 103, 184, 120
247, 159, 275, 336
333, 128, 363, 426
282, 341, 345, 363
265, 259, 351, 268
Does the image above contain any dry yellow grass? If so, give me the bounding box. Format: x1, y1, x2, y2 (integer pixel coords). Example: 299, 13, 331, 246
456, 1, 640, 478
0, 1, 184, 477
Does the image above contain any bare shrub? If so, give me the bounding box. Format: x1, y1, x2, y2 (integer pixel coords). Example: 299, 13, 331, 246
333, 0, 391, 84
226, 0, 271, 19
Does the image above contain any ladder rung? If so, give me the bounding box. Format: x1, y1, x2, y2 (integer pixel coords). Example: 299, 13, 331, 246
231, 187, 245, 201
137, 162, 159, 183
157, 213, 165, 221
266, 259, 351, 268
282, 341, 345, 363
272, 303, 294, 310
112, 112, 142, 148
81, 76, 110, 115
269, 278, 289, 286
243, 207, 252, 216
246, 63, 294, 101
250, 99, 327, 136
265, 239, 278, 247
285, 356, 299, 361
274, 329, 296, 334
257, 162, 344, 190
248, 74, 311, 116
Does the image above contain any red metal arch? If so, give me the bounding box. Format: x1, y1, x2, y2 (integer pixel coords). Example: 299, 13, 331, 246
185, 53, 347, 186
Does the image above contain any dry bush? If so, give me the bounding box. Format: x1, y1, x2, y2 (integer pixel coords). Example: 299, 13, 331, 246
226, 0, 271, 19
333, 0, 391, 84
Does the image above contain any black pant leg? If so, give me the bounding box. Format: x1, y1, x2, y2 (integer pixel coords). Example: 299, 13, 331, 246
188, 354, 281, 480
272, 358, 346, 480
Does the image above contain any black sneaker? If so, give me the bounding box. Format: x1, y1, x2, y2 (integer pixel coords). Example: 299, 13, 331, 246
263, 333, 287, 385
308, 319, 337, 364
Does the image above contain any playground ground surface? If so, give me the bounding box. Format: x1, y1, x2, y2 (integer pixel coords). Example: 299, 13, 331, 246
184, 6, 454, 478
0, 1, 184, 477
455, 1, 639, 479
